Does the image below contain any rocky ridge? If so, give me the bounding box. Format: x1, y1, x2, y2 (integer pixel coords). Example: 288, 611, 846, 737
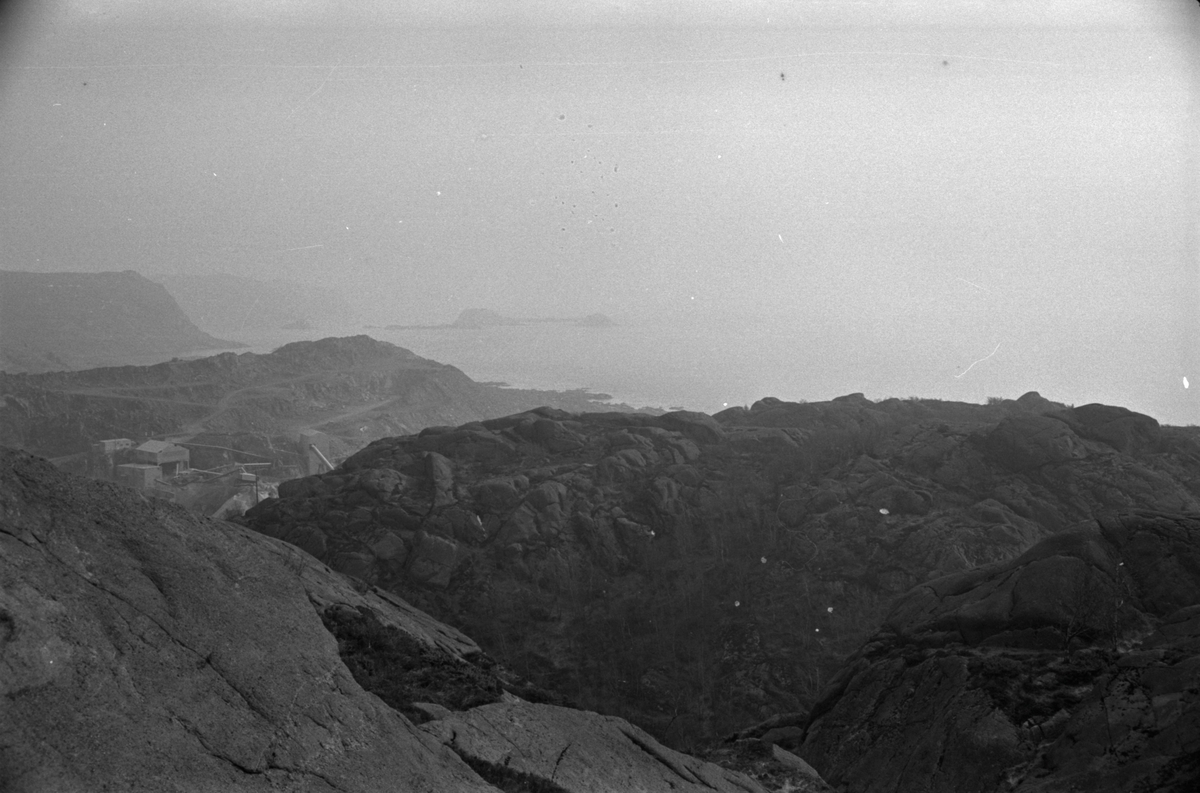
240, 391, 1200, 751
1, 446, 794, 792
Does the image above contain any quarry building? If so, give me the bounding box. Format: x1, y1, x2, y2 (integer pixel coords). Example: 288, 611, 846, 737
87, 435, 272, 519
91, 438, 191, 489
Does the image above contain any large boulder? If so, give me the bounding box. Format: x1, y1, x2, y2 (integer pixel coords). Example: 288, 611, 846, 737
880, 529, 1139, 649
1059, 403, 1162, 455
414, 426, 520, 464
473, 475, 528, 512
658, 410, 726, 445
406, 531, 460, 587
978, 414, 1088, 471
1013, 391, 1065, 415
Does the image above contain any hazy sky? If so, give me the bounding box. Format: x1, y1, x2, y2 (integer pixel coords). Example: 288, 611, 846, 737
0, 1, 1196, 423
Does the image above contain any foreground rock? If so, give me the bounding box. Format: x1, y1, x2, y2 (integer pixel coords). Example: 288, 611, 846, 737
800, 511, 1200, 793
0, 447, 769, 792
243, 393, 1200, 748
0, 448, 490, 791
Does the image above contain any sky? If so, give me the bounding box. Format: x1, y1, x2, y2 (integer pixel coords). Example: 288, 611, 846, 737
0, 1, 1197, 424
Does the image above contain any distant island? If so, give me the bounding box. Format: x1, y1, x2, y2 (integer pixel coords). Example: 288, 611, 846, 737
377, 309, 616, 331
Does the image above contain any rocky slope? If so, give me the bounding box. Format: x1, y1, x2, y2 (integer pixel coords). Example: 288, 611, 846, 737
799, 510, 1200, 792
0, 335, 651, 471
240, 391, 1200, 750
1, 446, 801, 793
0, 270, 243, 373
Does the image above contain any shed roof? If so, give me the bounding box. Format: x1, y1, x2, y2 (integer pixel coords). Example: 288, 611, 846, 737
136, 440, 172, 453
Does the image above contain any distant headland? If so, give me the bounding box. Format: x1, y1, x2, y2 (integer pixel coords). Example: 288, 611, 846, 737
371, 308, 617, 331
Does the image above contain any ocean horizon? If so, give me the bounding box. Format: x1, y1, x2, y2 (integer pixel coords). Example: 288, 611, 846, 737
191, 317, 1195, 427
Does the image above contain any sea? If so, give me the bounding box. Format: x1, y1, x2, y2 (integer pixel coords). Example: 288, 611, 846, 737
191, 317, 1194, 423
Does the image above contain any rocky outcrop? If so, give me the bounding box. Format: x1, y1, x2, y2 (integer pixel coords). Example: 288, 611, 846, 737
799, 511, 1200, 793
1057, 403, 1163, 456
0, 269, 244, 373
978, 414, 1089, 472
696, 715, 834, 793
242, 394, 1200, 749
0, 447, 491, 792
1, 447, 775, 793
422, 702, 767, 792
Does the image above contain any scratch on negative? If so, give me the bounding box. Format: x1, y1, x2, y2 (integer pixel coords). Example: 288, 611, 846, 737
288, 61, 339, 118
955, 342, 1001, 379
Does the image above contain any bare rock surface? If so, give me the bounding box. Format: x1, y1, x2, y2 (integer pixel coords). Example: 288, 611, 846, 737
421, 701, 768, 793
2, 446, 775, 793
243, 393, 1200, 750
800, 511, 1200, 793
692, 715, 835, 793
0, 447, 499, 792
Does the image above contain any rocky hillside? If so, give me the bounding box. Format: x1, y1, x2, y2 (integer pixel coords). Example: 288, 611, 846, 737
0, 335, 651, 469
0, 269, 243, 373
240, 392, 1200, 754
799, 511, 1200, 792
2, 447, 826, 792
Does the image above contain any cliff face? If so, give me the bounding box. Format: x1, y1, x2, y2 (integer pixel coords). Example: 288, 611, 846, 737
0, 447, 782, 793
0, 270, 243, 373
0, 335, 648, 465
240, 392, 1200, 751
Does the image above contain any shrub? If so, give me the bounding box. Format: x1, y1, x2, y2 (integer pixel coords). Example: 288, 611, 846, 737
320, 603, 503, 718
